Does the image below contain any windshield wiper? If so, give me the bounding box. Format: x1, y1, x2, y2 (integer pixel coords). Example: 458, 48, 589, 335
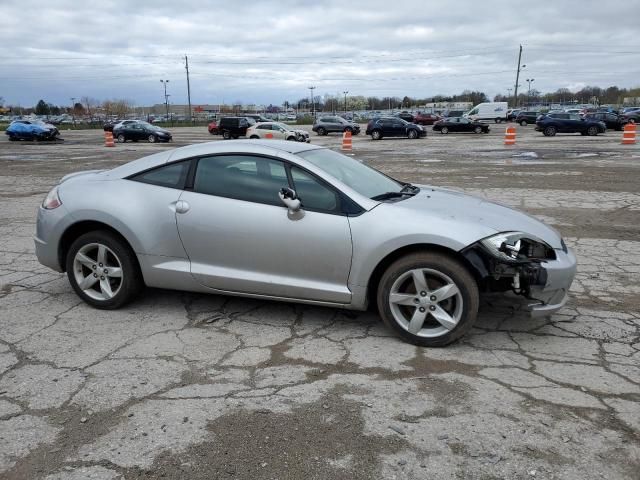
371, 189, 418, 201
400, 183, 420, 194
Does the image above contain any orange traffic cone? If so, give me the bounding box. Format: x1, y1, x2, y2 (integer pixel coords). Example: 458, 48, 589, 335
104, 131, 115, 147
504, 125, 516, 145
622, 121, 636, 145
342, 130, 352, 151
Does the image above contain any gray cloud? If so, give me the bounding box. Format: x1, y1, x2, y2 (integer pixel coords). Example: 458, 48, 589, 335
1, 0, 638, 107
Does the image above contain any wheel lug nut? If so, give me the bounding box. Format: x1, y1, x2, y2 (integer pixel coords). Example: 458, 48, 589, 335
429, 305, 436, 311
99, 263, 103, 267
413, 298, 419, 304
93, 273, 97, 277
100, 276, 105, 280
103, 269, 108, 274
419, 307, 426, 312
420, 291, 427, 296
92, 265, 96, 269
430, 295, 437, 301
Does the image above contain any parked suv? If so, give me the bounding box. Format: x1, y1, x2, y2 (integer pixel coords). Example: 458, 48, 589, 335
218, 117, 250, 139
515, 111, 539, 126
365, 117, 426, 140
312, 116, 360, 136
535, 113, 606, 137
584, 112, 626, 131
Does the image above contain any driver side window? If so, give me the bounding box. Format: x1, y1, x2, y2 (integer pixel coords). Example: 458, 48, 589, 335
193, 155, 288, 207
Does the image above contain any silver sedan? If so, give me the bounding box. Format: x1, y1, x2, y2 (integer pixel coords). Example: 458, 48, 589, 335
35, 140, 576, 346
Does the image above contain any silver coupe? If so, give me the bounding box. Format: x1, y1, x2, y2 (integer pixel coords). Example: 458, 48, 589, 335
35, 140, 577, 346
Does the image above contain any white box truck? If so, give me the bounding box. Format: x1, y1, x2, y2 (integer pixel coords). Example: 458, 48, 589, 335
464, 102, 508, 123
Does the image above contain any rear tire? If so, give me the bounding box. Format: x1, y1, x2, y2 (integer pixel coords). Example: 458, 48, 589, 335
441, 127, 449, 134
520, 120, 527, 126
377, 252, 479, 347
474, 126, 482, 134
543, 126, 557, 137
249, 135, 259, 139
587, 126, 599, 136
66, 230, 143, 310
222, 131, 231, 139
316, 127, 326, 136
117, 134, 126, 143
408, 129, 418, 139
371, 130, 382, 140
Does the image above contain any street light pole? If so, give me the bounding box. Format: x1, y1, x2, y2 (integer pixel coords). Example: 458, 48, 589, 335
70, 97, 76, 126
343, 90, 348, 115
526, 78, 535, 107
160, 80, 170, 122
308, 86, 316, 117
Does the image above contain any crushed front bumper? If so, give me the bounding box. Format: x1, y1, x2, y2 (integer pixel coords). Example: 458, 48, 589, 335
463, 244, 577, 318
527, 247, 577, 317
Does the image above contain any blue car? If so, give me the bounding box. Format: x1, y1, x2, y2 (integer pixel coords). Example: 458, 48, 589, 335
6, 120, 60, 141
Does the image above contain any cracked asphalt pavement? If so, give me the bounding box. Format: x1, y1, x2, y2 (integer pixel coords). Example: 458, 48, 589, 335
0, 126, 639, 479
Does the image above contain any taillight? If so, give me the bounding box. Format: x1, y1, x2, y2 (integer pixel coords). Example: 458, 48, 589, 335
42, 186, 62, 209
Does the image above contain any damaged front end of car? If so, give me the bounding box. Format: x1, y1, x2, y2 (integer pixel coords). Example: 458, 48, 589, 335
462, 232, 577, 318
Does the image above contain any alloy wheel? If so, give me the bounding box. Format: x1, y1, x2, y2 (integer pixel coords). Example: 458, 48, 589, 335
388, 268, 463, 338
73, 243, 123, 301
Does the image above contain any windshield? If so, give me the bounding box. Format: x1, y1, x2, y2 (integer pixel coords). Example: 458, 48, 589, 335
296, 148, 402, 199
274, 122, 291, 131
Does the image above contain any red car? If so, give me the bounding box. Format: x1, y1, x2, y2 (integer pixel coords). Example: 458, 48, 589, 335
207, 120, 219, 135
413, 112, 441, 125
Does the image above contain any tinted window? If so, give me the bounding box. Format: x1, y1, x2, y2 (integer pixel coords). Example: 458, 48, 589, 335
194, 155, 288, 206
256, 124, 271, 130
290, 166, 338, 212
320, 117, 331, 122
131, 160, 190, 189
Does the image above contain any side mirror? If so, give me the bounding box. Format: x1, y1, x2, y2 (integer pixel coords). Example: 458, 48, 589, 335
279, 187, 301, 212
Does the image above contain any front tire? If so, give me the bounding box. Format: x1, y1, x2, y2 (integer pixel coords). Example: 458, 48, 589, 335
377, 252, 479, 347
520, 120, 527, 126
117, 134, 126, 143
371, 129, 382, 140
474, 126, 482, 134
408, 129, 418, 139
222, 131, 231, 139
148, 135, 156, 143
316, 127, 326, 136
441, 127, 449, 134
587, 126, 599, 136
66, 231, 143, 309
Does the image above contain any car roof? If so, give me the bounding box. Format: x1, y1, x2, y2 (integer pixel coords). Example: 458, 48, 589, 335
100, 140, 378, 211
104, 140, 323, 179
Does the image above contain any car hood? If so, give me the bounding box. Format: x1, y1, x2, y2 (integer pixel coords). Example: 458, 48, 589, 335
397, 186, 563, 249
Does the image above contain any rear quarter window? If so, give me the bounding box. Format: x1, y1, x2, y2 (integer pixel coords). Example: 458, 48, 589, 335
129, 160, 190, 189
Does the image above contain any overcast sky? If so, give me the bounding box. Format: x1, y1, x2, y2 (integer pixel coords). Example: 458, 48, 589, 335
1, 0, 639, 108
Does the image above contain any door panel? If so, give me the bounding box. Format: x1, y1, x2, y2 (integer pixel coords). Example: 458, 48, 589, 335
175, 155, 353, 303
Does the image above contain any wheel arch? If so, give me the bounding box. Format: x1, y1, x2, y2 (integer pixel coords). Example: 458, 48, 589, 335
58, 220, 141, 275
365, 243, 483, 309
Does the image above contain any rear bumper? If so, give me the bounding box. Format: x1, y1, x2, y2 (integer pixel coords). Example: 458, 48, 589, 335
34, 204, 74, 272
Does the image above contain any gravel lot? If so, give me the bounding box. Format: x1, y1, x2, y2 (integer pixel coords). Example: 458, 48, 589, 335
1, 125, 639, 479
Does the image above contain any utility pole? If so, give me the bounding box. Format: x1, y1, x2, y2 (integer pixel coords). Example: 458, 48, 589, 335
185, 55, 192, 123
308, 86, 316, 117
343, 91, 348, 115
514, 45, 523, 107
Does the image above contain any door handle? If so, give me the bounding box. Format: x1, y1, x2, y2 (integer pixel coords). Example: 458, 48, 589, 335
175, 200, 190, 214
